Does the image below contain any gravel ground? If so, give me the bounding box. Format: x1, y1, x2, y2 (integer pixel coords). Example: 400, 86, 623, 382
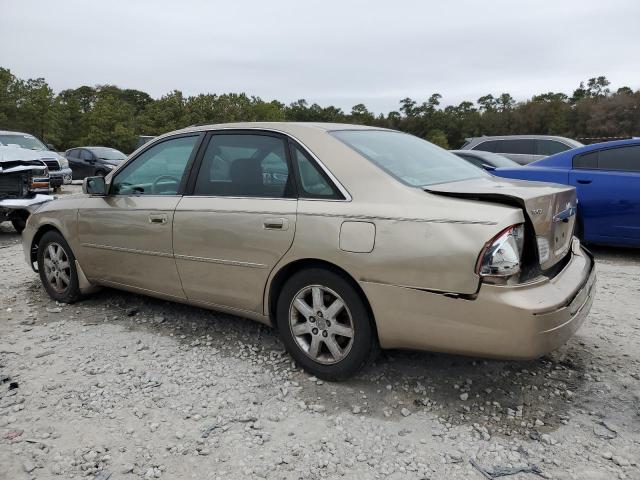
1, 202, 639, 479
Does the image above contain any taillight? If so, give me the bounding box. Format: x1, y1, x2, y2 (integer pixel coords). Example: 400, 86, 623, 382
476, 224, 525, 279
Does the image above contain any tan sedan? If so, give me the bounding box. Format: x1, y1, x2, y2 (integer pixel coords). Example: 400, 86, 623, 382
22, 123, 596, 380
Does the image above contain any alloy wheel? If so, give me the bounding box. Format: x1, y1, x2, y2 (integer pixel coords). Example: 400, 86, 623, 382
43, 242, 71, 294
288, 285, 355, 364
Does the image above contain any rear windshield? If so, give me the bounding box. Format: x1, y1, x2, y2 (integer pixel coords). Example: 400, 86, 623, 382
331, 130, 488, 187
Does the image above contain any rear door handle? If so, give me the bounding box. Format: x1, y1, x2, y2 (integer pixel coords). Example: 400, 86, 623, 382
576, 179, 592, 184
148, 213, 168, 224
263, 217, 288, 230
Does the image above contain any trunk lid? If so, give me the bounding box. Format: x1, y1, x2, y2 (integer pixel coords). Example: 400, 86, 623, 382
425, 177, 577, 270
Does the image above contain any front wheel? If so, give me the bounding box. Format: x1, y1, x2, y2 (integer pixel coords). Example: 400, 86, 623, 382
37, 230, 82, 303
276, 268, 378, 381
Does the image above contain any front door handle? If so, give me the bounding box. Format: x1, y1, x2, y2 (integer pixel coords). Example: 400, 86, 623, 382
148, 213, 168, 224
263, 217, 288, 230
576, 179, 592, 185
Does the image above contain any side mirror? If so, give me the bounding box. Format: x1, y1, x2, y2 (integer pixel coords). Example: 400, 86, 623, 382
46, 143, 55, 150
83, 176, 107, 196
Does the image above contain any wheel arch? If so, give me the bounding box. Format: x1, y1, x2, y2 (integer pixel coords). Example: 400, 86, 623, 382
266, 258, 378, 340
30, 224, 65, 267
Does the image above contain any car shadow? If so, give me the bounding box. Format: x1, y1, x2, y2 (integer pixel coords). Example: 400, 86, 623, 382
25, 282, 601, 440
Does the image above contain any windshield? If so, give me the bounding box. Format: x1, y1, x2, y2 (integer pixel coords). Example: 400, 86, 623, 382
0, 134, 48, 151
472, 151, 520, 168
331, 130, 488, 187
90, 147, 126, 161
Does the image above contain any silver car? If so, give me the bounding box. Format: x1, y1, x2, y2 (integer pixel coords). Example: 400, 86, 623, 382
460, 135, 583, 165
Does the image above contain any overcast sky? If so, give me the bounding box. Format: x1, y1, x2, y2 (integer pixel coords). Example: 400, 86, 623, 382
1, 0, 639, 113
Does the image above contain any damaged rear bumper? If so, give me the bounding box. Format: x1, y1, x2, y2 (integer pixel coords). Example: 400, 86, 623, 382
361, 238, 595, 359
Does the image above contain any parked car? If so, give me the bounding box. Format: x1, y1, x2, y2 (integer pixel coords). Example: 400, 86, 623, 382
461, 135, 583, 165
450, 150, 521, 171
493, 139, 640, 247
0, 131, 72, 189
136, 136, 155, 150
22, 123, 595, 380
65, 147, 127, 179
0, 146, 52, 233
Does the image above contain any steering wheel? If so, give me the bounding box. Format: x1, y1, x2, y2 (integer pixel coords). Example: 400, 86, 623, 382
151, 175, 181, 194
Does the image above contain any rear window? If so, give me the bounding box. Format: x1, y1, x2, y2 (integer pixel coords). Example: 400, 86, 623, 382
574, 145, 640, 172
331, 130, 488, 187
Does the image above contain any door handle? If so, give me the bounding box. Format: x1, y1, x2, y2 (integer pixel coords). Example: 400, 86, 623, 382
263, 217, 288, 230
148, 213, 168, 224
576, 179, 592, 185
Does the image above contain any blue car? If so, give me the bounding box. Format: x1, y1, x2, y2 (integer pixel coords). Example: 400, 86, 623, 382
493, 139, 640, 247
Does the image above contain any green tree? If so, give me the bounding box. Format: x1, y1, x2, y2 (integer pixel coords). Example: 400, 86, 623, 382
425, 129, 449, 148
15, 77, 55, 142
137, 90, 187, 135
82, 94, 136, 152
350, 103, 375, 124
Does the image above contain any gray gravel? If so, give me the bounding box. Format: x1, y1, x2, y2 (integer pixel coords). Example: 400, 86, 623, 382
1, 215, 639, 479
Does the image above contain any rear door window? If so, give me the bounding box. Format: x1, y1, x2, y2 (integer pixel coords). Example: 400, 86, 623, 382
574, 146, 640, 171
193, 133, 293, 198
496, 139, 535, 155
598, 146, 640, 172
536, 140, 570, 156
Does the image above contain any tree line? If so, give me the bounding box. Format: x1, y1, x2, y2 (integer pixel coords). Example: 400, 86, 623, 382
1, 67, 638, 153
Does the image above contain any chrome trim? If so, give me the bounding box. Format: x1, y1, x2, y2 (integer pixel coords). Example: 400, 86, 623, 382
176, 208, 296, 216
174, 254, 267, 269
81, 242, 173, 258
166, 126, 353, 202
186, 195, 296, 202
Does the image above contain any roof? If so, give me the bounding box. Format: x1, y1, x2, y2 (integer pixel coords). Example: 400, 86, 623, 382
560, 137, 640, 154
465, 135, 582, 147
171, 122, 390, 136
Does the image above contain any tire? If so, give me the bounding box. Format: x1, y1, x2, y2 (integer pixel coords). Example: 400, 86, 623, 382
95, 169, 106, 177
11, 217, 26, 234
37, 230, 82, 303
276, 268, 378, 381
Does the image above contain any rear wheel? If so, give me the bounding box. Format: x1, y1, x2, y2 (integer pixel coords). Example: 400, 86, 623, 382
37, 231, 82, 303
95, 169, 106, 177
276, 268, 378, 381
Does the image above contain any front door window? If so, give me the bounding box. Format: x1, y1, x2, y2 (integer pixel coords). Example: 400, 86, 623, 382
111, 136, 198, 195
